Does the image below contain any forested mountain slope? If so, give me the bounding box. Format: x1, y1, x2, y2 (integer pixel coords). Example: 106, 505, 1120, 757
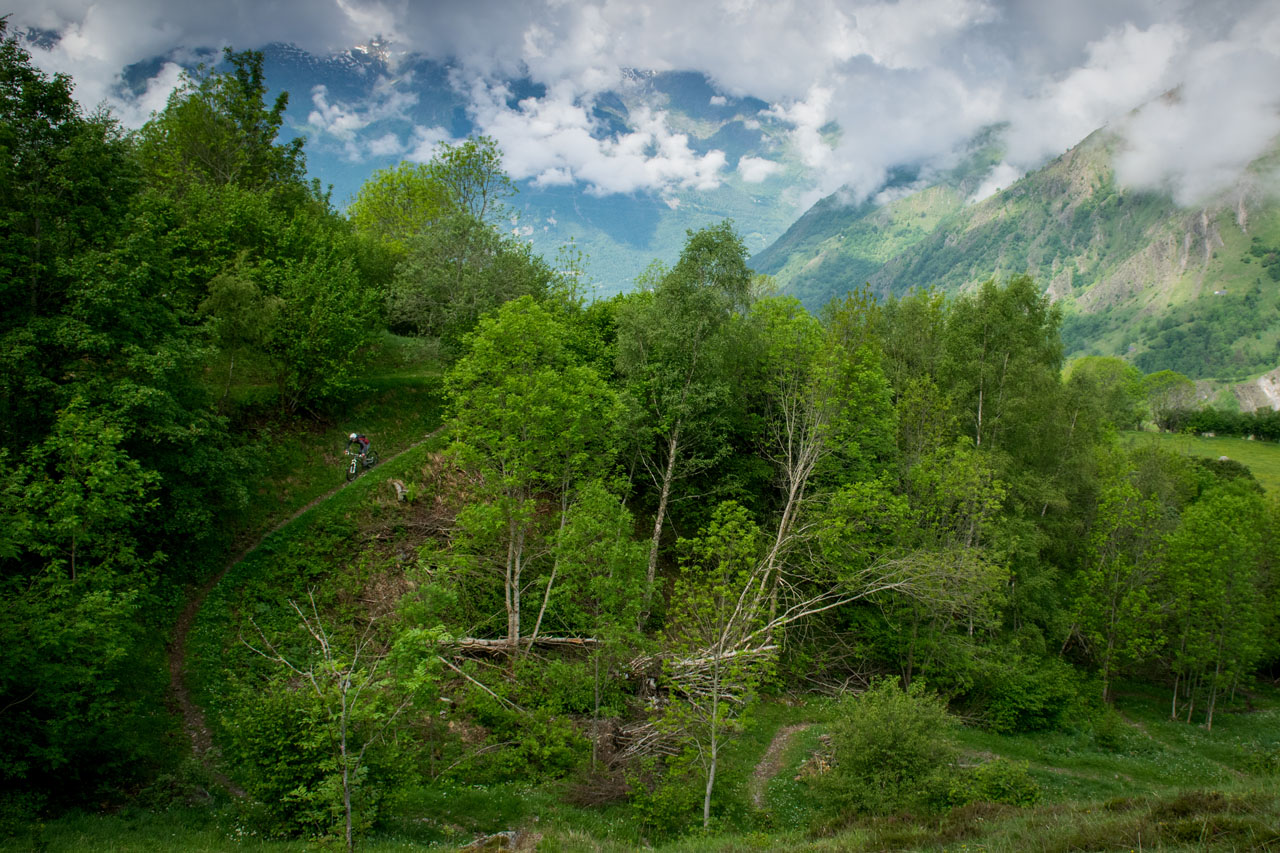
758, 128, 1280, 387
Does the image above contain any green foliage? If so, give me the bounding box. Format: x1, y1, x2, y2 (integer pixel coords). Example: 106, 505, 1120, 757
946, 759, 1041, 808
962, 649, 1088, 733
1066, 356, 1144, 430
1142, 369, 1196, 430
1074, 463, 1167, 702
222, 683, 347, 839
815, 678, 959, 819
388, 212, 555, 352
136, 48, 304, 194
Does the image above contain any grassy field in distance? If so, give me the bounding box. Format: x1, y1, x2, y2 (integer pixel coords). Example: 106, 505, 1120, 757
1121, 430, 1280, 494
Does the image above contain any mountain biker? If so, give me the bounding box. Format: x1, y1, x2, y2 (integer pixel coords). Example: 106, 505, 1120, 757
346, 432, 371, 458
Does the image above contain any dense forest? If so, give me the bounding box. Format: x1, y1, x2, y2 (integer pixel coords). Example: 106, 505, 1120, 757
3, 28, 1279, 849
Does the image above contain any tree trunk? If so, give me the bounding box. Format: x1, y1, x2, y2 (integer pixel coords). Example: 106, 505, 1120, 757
640, 421, 681, 629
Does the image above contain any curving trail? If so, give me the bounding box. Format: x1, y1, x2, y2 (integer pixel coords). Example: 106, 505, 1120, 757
165, 427, 444, 795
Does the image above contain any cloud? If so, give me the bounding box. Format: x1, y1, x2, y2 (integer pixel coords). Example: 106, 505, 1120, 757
738, 156, 783, 183
968, 161, 1023, 203
405, 125, 452, 162
304, 76, 417, 161
14, 0, 1280, 205
1113, 9, 1280, 204
1002, 22, 1187, 169
465, 79, 728, 195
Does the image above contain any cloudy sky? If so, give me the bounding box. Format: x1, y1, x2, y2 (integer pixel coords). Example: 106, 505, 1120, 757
13, 0, 1280, 207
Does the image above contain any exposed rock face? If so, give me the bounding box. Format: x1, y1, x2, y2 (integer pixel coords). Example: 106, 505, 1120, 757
1232, 368, 1280, 412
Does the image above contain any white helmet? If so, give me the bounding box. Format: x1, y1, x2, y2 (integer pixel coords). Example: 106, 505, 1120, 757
349, 433, 358, 441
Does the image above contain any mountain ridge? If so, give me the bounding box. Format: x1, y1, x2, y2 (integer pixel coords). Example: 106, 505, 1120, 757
756, 123, 1280, 404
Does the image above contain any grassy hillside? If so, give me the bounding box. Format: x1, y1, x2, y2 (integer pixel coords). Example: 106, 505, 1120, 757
752, 134, 1004, 310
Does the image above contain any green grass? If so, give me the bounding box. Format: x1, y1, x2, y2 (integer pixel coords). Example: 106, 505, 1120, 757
1121, 430, 1280, 494
14, 684, 1280, 851
226, 334, 445, 543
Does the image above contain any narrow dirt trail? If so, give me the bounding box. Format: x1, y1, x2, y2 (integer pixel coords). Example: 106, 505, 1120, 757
166, 428, 444, 795
750, 723, 812, 809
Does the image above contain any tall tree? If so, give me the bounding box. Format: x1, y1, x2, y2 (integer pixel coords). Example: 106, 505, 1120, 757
660, 502, 771, 830
1073, 461, 1167, 703
616, 223, 753, 621
1142, 370, 1196, 432
446, 297, 620, 651
137, 48, 304, 194
1161, 483, 1268, 729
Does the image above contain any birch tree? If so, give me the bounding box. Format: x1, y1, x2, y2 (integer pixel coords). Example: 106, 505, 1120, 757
446, 296, 620, 651
616, 223, 753, 622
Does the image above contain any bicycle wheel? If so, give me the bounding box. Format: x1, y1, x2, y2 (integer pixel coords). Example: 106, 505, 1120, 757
346, 456, 359, 482
365, 449, 379, 469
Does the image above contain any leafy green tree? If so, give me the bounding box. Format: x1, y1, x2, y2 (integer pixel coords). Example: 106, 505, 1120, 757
941, 275, 1062, 456
424, 135, 516, 226
1065, 356, 1144, 431
260, 219, 381, 412
1142, 369, 1196, 431
388, 213, 555, 353
748, 294, 895, 633
660, 501, 771, 829
347, 161, 447, 255
1161, 483, 1268, 728
137, 48, 304, 194
446, 297, 621, 650
548, 481, 646, 767
1073, 461, 1167, 703
616, 223, 753, 620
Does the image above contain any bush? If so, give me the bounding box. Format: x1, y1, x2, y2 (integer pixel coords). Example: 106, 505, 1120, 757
627, 754, 703, 840
964, 651, 1085, 733
969, 759, 1040, 806
814, 678, 959, 820
221, 685, 347, 839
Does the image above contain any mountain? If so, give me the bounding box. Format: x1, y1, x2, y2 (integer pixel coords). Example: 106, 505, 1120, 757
755, 125, 1280, 396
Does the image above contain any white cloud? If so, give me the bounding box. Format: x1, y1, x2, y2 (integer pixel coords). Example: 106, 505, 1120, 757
968, 161, 1023, 203
305, 77, 418, 161
738, 155, 782, 183
1113, 9, 1280, 204
366, 132, 403, 156
1002, 22, 1187, 169
709, 95, 727, 106
14, 0, 1280, 205
465, 79, 728, 196
405, 126, 452, 163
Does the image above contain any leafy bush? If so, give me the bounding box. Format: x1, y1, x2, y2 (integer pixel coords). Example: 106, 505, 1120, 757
455, 694, 587, 784
627, 754, 703, 840
813, 678, 959, 820
1243, 742, 1280, 776
221, 685, 347, 839
963, 650, 1086, 733
967, 759, 1040, 806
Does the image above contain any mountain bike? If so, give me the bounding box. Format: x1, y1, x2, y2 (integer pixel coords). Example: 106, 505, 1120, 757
344, 448, 379, 482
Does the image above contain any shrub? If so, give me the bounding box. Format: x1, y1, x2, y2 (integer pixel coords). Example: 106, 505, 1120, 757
221, 686, 346, 839
814, 678, 959, 820
964, 651, 1085, 733
969, 759, 1040, 806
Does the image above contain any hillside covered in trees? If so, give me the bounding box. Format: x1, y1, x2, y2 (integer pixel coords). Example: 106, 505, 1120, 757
3, 30, 1280, 850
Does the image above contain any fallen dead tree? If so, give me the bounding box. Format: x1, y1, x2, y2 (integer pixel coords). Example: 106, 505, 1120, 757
444, 636, 600, 653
